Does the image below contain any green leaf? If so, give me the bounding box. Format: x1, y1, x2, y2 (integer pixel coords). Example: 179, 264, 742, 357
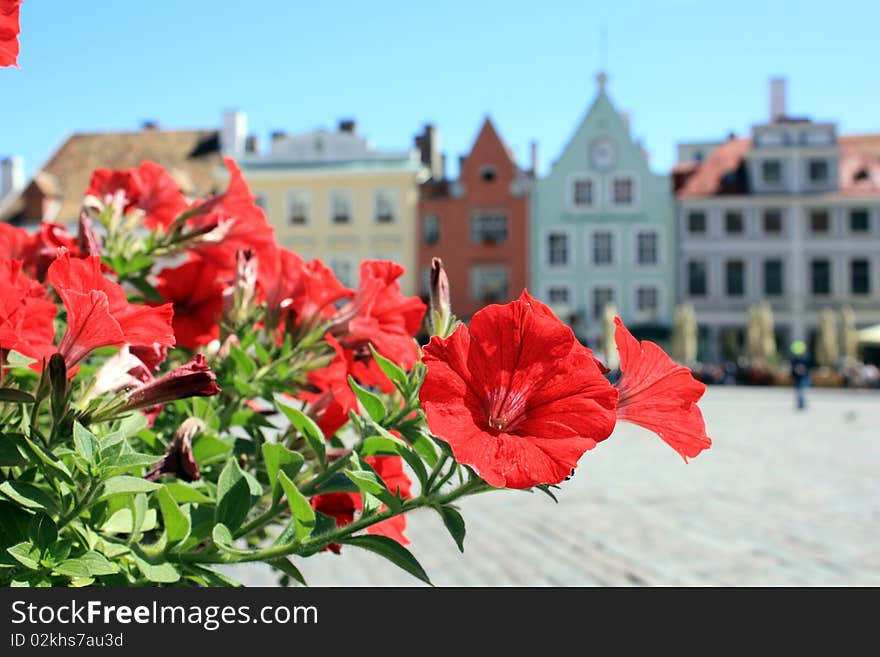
228, 342, 257, 378
53, 559, 92, 579
262, 442, 305, 502
73, 422, 97, 465
132, 555, 180, 583
0, 387, 35, 403
278, 471, 315, 541
437, 505, 466, 552
269, 557, 307, 586
399, 427, 439, 468
345, 469, 386, 496
29, 514, 57, 551
18, 434, 74, 484
130, 493, 149, 539
211, 523, 255, 555
397, 447, 429, 491
341, 535, 432, 585
0, 434, 28, 467
368, 345, 408, 389
0, 481, 57, 513
360, 434, 408, 456
347, 375, 386, 422
215, 459, 253, 532
164, 481, 214, 505
154, 487, 191, 547
100, 508, 158, 534
97, 476, 161, 501
276, 399, 325, 465
7, 542, 41, 570
101, 452, 162, 476
192, 434, 233, 463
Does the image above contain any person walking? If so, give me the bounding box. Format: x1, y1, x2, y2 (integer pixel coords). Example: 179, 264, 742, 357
789, 341, 811, 410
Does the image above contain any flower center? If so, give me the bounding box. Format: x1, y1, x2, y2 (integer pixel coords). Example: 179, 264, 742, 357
484, 387, 528, 434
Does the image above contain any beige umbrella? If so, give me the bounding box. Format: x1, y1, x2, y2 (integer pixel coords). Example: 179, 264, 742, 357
840, 306, 859, 362
745, 305, 764, 363
671, 304, 698, 365
600, 303, 619, 372
759, 302, 777, 362
857, 323, 880, 346
815, 308, 839, 368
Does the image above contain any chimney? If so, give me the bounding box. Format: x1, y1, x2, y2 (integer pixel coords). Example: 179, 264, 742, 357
141, 120, 159, 130
1, 155, 24, 200
530, 141, 539, 177
338, 119, 357, 134
770, 78, 787, 122
221, 110, 248, 156
245, 134, 259, 154
414, 123, 443, 180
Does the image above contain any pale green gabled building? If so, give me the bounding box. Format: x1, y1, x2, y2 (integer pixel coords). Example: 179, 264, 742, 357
530, 73, 675, 348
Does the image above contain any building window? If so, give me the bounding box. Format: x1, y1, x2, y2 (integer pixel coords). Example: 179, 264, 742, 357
592, 231, 614, 265
811, 259, 831, 295
547, 233, 569, 266
470, 213, 508, 244
479, 165, 497, 182
572, 177, 594, 207
548, 287, 570, 304
808, 159, 829, 183
851, 259, 871, 295
636, 230, 658, 265
374, 190, 396, 223
688, 260, 707, 297
809, 209, 830, 234
287, 190, 310, 225
850, 208, 870, 233
762, 160, 782, 184
423, 214, 439, 245
470, 266, 508, 302
330, 190, 352, 224
635, 286, 659, 313
764, 259, 784, 296
592, 287, 615, 319
612, 176, 634, 205
687, 211, 706, 234
763, 209, 783, 234
725, 259, 745, 297
724, 210, 744, 235
328, 258, 355, 288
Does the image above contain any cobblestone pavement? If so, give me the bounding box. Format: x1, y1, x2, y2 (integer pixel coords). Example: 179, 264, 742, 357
227, 386, 880, 587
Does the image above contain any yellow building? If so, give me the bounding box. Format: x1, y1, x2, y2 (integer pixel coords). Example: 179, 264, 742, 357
232, 117, 428, 294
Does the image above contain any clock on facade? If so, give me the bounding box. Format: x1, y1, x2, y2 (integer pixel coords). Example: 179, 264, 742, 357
591, 138, 615, 170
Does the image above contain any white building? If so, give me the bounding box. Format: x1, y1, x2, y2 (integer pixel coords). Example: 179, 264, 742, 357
675, 79, 880, 362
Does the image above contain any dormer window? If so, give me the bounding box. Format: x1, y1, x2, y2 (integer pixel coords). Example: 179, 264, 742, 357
479, 166, 497, 182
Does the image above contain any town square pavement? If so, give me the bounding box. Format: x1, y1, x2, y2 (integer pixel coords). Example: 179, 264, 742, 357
227, 385, 879, 586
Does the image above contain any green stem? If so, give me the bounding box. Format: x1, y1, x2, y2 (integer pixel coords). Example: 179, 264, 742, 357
424, 453, 449, 492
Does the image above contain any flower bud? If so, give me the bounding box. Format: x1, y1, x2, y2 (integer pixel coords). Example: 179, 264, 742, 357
429, 257, 456, 338
145, 417, 204, 482
77, 211, 103, 257
121, 354, 220, 412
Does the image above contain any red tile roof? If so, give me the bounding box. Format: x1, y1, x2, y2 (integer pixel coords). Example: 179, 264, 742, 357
675, 138, 751, 197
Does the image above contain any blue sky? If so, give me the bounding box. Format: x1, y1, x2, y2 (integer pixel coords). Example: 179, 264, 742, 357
1, 0, 878, 179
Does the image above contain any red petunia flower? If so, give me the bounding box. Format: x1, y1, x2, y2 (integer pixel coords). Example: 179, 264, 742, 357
186, 158, 277, 277
134, 161, 188, 231
48, 251, 174, 367
155, 257, 225, 349
297, 334, 358, 439
0, 0, 22, 68
86, 168, 143, 213
310, 455, 412, 553
0, 258, 57, 367
264, 248, 353, 333
420, 291, 618, 489
0, 222, 37, 263
330, 260, 426, 381
613, 317, 712, 461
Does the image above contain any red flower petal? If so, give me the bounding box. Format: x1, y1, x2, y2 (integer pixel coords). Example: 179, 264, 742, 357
156, 258, 225, 349
0, 0, 22, 68
613, 317, 711, 461
420, 295, 617, 489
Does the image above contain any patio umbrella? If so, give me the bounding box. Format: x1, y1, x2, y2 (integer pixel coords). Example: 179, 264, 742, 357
600, 303, 619, 372
840, 306, 859, 362
759, 302, 777, 362
856, 323, 880, 346
745, 305, 764, 363
815, 308, 839, 368
671, 303, 698, 365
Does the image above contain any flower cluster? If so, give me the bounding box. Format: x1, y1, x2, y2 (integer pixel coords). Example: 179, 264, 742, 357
0, 153, 709, 588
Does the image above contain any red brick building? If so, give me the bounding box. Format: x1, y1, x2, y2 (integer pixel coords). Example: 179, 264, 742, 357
417, 118, 531, 320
